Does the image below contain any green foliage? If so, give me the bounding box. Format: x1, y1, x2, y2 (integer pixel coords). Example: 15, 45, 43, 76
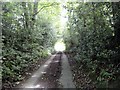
65, 2, 120, 88
2, 2, 58, 86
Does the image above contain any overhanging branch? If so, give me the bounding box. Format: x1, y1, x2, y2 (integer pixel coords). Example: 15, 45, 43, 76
33, 3, 58, 16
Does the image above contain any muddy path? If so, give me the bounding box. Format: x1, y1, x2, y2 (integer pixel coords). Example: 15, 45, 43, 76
4, 52, 76, 90
10, 53, 63, 90
33, 53, 62, 88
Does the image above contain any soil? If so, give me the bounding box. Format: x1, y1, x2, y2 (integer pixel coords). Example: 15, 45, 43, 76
34, 53, 62, 88
66, 53, 96, 89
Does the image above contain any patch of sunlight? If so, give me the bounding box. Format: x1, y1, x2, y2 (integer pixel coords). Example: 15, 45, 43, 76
54, 41, 66, 52
112, 33, 115, 36
43, 65, 48, 67
31, 75, 37, 77
35, 85, 40, 88
41, 72, 46, 74
54, 60, 59, 62
15, 82, 20, 85
26, 85, 34, 88
35, 84, 44, 88
27, 84, 44, 88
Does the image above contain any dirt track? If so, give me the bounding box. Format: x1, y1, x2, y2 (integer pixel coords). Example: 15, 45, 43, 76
34, 53, 62, 88
9, 52, 76, 90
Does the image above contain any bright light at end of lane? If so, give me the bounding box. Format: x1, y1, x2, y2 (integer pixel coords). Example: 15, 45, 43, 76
54, 42, 66, 52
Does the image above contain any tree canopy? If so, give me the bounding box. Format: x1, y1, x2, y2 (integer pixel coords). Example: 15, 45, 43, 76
1, 1, 120, 89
